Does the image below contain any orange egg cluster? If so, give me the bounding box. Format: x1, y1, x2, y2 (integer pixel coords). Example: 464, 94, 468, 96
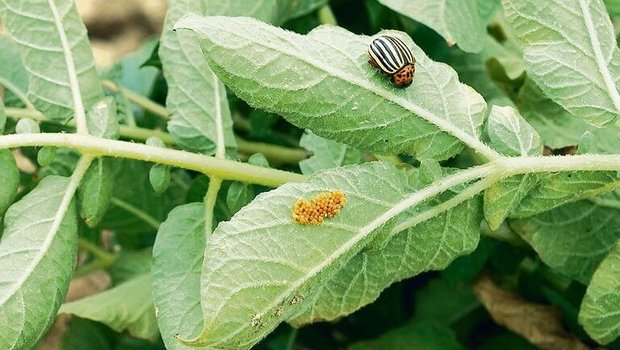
292, 190, 347, 225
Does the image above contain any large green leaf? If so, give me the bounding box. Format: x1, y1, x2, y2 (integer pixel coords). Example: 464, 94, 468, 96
0, 0, 102, 121
503, 0, 620, 127
579, 240, 620, 345
178, 162, 479, 349
59, 274, 158, 340
378, 0, 487, 53
152, 203, 206, 350
299, 131, 362, 175
176, 15, 495, 161
512, 198, 620, 283
0, 176, 78, 349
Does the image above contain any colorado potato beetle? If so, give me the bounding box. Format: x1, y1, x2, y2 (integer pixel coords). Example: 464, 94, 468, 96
368, 35, 416, 87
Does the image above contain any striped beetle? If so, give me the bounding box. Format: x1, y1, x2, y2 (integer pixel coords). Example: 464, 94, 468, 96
368, 35, 416, 87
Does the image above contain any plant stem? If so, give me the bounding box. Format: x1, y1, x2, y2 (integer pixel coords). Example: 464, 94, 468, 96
203, 177, 222, 238
317, 5, 338, 25
4, 107, 309, 165
110, 198, 161, 230
102, 80, 170, 120
78, 237, 118, 263
0, 133, 306, 187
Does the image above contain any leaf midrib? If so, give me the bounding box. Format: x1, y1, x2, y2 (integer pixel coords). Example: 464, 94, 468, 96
204, 164, 494, 346
578, 0, 620, 114
193, 19, 500, 161
46, 0, 88, 133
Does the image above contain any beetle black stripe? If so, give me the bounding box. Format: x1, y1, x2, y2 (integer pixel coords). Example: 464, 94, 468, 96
375, 39, 402, 72
386, 36, 413, 64
384, 37, 405, 65
370, 40, 398, 72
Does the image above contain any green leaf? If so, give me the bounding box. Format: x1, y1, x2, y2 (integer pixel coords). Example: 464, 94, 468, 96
512, 198, 620, 283
60, 274, 158, 341
248, 153, 270, 168
503, 0, 620, 127
349, 322, 466, 350
0, 0, 102, 121
419, 159, 443, 185
487, 105, 542, 157
226, 182, 254, 214
0, 34, 28, 107
414, 277, 478, 325
484, 174, 540, 230
481, 36, 525, 80
579, 240, 620, 345
290, 186, 481, 325
109, 248, 152, 285
160, 0, 237, 155
511, 171, 620, 218
152, 203, 205, 350
78, 158, 114, 228
15, 118, 40, 134
299, 131, 362, 175
149, 164, 172, 194
37, 146, 57, 167
477, 0, 501, 23
86, 97, 120, 139
0, 176, 78, 350
176, 15, 495, 161
183, 163, 408, 348
0, 150, 19, 216
605, 0, 620, 16
59, 317, 113, 350
378, 0, 487, 53
519, 79, 620, 154
181, 162, 480, 348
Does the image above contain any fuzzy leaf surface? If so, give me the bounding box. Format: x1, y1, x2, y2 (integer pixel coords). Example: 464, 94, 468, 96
185, 162, 453, 349
59, 274, 157, 340
0, 176, 78, 349
512, 198, 620, 283
503, 0, 620, 126
160, 0, 236, 155
579, 240, 620, 345
378, 0, 487, 53
176, 15, 491, 161
487, 105, 541, 157
152, 203, 206, 350
290, 188, 482, 325
0, 0, 102, 121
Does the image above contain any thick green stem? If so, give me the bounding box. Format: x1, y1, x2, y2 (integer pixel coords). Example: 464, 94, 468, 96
4, 107, 309, 165
0, 133, 306, 187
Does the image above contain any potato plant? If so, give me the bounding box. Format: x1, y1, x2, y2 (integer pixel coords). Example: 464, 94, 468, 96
1, 0, 620, 349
